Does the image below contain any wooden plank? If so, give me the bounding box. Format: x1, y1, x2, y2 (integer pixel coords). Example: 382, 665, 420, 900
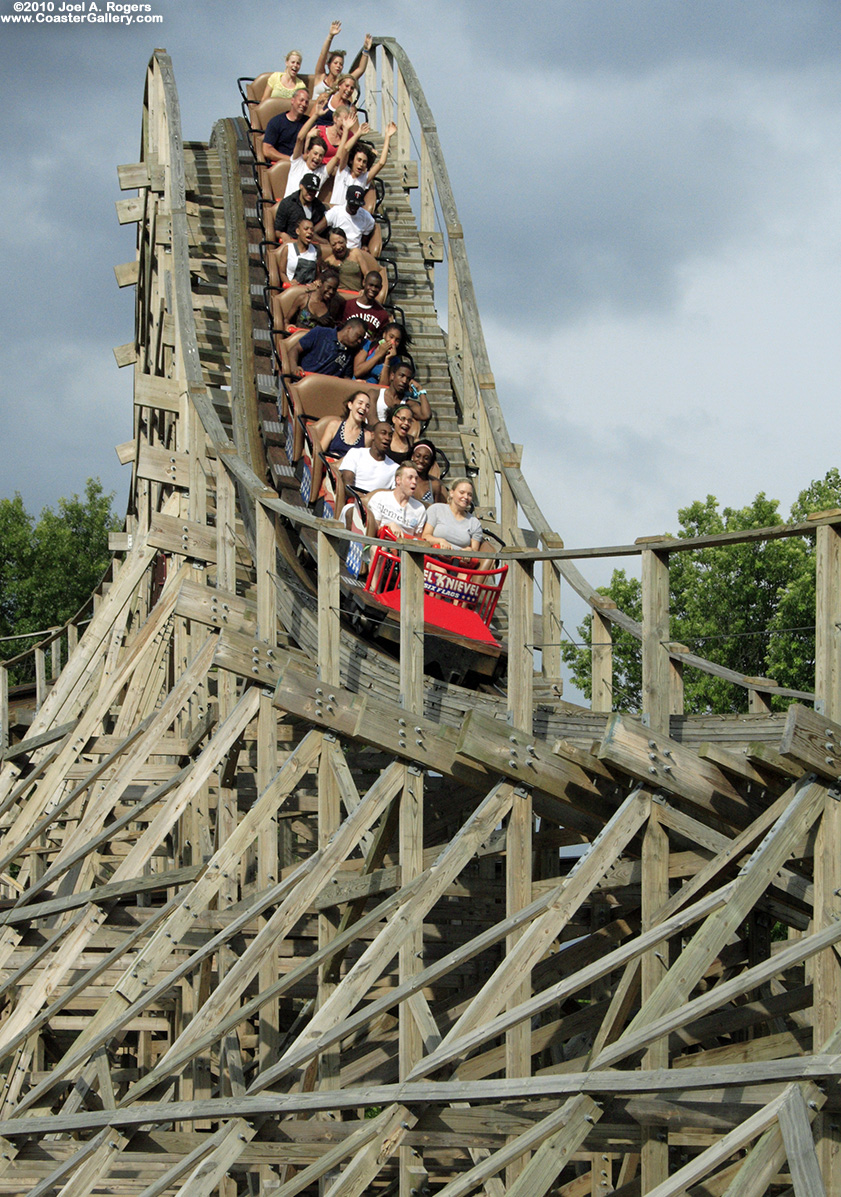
317, 530, 341, 690
775, 1087, 826, 1197
270, 1105, 412, 1197
53, 1128, 133, 1197
132, 1122, 252, 1197
148, 513, 218, 564
505, 1097, 603, 1197
24, 1127, 128, 1197
114, 261, 139, 288
641, 805, 669, 1190
611, 777, 825, 1045
254, 780, 516, 1091
434, 1095, 600, 1197
781, 703, 841, 779
116, 196, 144, 224
170, 1119, 256, 1197
399, 763, 423, 1196
424, 788, 650, 1066
643, 1085, 823, 1197
134, 373, 182, 413
599, 713, 759, 828
591, 897, 841, 1071
144, 759, 406, 1078
400, 550, 425, 715
322, 1105, 415, 1197
117, 162, 149, 189
136, 445, 190, 490
5, 1063, 841, 1134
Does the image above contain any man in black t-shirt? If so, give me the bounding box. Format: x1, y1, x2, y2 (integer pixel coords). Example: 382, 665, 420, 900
262, 89, 310, 162
274, 174, 328, 244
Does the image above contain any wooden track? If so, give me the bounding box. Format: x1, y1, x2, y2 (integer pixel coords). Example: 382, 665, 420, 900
1, 43, 841, 1197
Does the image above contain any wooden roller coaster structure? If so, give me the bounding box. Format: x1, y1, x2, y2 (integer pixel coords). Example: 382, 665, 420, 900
2, 40, 841, 1196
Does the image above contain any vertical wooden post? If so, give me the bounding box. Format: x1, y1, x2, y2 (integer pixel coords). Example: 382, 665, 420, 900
0, 665, 7, 762
399, 761, 423, 1197
641, 547, 670, 737
50, 633, 61, 682
541, 555, 562, 685
476, 404, 495, 511
381, 49, 394, 134
420, 132, 434, 234
813, 521, 841, 1194
641, 803, 669, 1190
317, 531, 342, 689
668, 648, 686, 717
255, 499, 279, 1068
591, 608, 613, 714
506, 558, 533, 1185
500, 473, 518, 546
34, 648, 46, 712
447, 241, 462, 367
215, 455, 238, 918
396, 66, 410, 162
399, 547, 424, 1197
748, 687, 773, 714
364, 49, 378, 131
399, 548, 425, 715
317, 530, 343, 1153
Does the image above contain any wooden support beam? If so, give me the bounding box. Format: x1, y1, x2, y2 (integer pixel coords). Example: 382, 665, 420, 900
642, 548, 670, 735
640, 805, 669, 1191
814, 520, 841, 1194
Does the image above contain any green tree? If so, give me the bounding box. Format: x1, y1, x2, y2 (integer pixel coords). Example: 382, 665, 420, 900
767, 468, 841, 692
0, 479, 119, 667
562, 471, 841, 715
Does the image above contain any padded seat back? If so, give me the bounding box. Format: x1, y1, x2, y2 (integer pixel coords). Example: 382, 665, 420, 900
254, 98, 292, 131
266, 160, 291, 202
293, 375, 380, 422
246, 72, 271, 105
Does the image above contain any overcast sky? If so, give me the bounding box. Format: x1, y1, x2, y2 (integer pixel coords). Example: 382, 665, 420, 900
2, 0, 840, 590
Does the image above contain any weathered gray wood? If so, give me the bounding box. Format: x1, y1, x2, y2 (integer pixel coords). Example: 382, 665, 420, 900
434, 1096, 600, 1197
2, 1062, 841, 1135
778, 1086, 826, 1197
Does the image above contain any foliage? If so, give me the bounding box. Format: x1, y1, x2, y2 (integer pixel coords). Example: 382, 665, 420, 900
561, 470, 841, 715
0, 479, 120, 667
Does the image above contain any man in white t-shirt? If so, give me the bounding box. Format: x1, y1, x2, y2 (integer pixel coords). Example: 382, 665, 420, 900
340, 422, 398, 495
317, 185, 376, 250
366, 464, 427, 538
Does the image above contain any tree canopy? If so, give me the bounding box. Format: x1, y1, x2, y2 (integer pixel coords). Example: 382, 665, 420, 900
561, 469, 841, 714
0, 479, 120, 655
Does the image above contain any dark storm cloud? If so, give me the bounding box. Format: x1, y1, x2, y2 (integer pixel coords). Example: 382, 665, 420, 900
462, 0, 841, 74
457, 99, 779, 321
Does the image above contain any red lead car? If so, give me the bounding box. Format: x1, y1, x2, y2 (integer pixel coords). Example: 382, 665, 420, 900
364, 529, 508, 650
